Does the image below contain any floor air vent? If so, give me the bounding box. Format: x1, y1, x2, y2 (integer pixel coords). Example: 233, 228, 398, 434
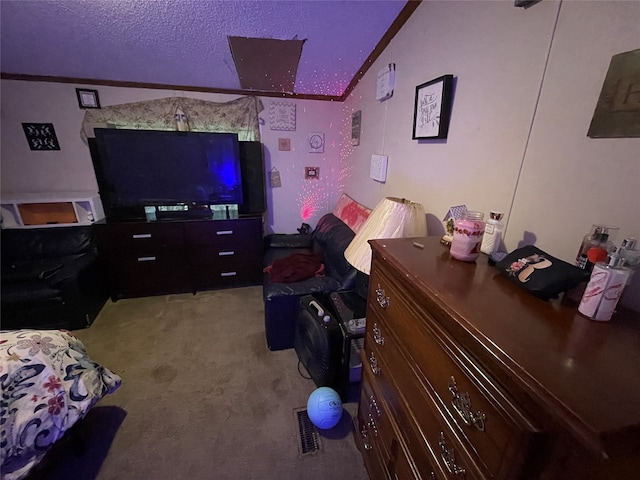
295, 408, 321, 456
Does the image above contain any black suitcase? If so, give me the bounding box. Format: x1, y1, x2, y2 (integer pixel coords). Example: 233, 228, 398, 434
294, 294, 343, 389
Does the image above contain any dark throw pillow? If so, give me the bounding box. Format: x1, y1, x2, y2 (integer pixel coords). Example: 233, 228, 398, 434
495, 245, 590, 300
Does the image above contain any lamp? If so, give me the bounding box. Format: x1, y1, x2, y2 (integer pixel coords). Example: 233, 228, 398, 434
344, 197, 426, 276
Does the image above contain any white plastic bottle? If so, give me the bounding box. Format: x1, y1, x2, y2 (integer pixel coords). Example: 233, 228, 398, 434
480, 211, 504, 255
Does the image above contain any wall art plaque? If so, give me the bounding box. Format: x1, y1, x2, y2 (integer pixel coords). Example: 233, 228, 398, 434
22, 123, 61, 151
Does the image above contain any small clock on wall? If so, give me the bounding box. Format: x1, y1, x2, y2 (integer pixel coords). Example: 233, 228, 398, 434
308, 132, 324, 153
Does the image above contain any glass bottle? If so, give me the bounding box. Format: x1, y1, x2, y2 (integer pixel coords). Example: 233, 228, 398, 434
575, 224, 619, 272
450, 210, 485, 262
620, 238, 640, 286
480, 211, 504, 255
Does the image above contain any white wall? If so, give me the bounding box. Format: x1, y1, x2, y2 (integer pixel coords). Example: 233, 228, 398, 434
342, 0, 640, 311
0, 81, 343, 234
260, 98, 343, 233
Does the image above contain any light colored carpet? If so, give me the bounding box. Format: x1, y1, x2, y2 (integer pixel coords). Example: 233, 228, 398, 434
46, 286, 368, 480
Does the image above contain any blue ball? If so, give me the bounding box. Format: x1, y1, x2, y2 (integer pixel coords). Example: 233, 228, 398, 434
307, 387, 343, 429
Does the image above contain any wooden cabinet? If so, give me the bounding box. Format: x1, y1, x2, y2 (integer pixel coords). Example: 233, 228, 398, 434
94, 217, 263, 299
355, 237, 640, 480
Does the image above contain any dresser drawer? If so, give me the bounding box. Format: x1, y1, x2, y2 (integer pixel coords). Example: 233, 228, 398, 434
107, 251, 189, 297
190, 259, 261, 289
186, 245, 262, 267
183, 218, 262, 246
370, 266, 541, 479
97, 221, 184, 252
362, 360, 444, 480
356, 384, 389, 480
365, 324, 480, 480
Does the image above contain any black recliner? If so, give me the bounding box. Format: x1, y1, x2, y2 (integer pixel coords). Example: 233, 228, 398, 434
262, 213, 357, 351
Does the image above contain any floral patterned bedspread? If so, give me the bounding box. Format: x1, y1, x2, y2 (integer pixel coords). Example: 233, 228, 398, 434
0, 330, 121, 480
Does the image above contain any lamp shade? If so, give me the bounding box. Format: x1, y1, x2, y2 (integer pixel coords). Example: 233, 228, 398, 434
344, 197, 426, 274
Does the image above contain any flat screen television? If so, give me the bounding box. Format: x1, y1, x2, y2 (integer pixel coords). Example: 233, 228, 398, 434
92, 129, 243, 219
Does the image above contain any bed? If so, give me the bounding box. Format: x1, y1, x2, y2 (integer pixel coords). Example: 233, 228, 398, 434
0, 329, 121, 480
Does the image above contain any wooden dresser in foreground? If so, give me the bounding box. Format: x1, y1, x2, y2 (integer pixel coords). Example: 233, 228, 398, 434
354, 237, 640, 480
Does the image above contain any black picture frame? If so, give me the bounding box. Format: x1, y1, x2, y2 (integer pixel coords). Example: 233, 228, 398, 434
75, 88, 101, 109
412, 74, 454, 140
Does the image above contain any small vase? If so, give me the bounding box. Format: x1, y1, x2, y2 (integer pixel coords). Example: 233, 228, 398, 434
450, 210, 485, 262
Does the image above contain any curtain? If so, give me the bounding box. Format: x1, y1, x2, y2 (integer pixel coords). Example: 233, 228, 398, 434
81, 95, 263, 142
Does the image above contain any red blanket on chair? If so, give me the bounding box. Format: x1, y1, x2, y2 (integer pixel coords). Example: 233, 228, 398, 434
264, 253, 325, 283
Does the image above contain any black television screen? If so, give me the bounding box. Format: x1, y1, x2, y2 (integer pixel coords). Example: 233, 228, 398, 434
92, 129, 243, 218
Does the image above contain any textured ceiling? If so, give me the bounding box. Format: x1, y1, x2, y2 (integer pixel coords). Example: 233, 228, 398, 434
0, 0, 412, 98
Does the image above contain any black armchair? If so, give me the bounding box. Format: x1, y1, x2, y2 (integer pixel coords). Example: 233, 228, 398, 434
1, 226, 109, 330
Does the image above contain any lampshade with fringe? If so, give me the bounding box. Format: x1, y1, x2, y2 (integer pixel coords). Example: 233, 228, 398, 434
344, 197, 426, 275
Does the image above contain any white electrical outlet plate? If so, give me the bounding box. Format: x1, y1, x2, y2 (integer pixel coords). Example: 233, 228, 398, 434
370, 154, 388, 182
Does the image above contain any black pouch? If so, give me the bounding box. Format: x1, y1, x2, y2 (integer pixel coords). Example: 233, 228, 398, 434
495, 245, 590, 300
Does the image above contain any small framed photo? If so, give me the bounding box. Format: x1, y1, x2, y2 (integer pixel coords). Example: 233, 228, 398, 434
76, 88, 101, 109
305, 167, 319, 179
412, 74, 454, 139
278, 138, 291, 151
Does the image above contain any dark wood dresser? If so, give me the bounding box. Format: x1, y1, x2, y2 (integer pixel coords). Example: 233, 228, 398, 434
354, 236, 640, 480
94, 217, 263, 299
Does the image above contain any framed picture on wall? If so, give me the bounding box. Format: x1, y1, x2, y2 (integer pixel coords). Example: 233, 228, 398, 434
412, 74, 454, 140
76, 88, 101, 109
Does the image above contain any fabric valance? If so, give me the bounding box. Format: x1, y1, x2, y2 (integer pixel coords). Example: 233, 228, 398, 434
81, 95, 263, 142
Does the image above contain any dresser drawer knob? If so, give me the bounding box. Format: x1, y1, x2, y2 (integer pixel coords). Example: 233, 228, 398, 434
367, 413, 379, 437
438, 431, 466, 479
448, 376, 486, 432
137, 256, 156, 262
368, 352, 381, 376
360, 426, 373, 451
132, 233, 152, 239
369, 395, 381, 419
375, 284, 390, 309
372, 323, 385, 346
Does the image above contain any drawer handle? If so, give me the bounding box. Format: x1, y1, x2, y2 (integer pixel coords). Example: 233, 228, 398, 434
216, 230, 233, 235
367, 413, 378, 437
137, 256, 156, 262
220, 272, 237, 277
368, 352, 381, 376
372, 323, 385, 346
448, 376, 487, 432
132, 233, 152, 239
375, 284, 390, 309
438, 431, 466, 479
218, 251, 235, 256
360, 426, 373, 451
369, 395, 381, 419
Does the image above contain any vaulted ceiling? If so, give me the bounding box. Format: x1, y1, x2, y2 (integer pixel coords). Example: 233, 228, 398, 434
1, 0, 420, 100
